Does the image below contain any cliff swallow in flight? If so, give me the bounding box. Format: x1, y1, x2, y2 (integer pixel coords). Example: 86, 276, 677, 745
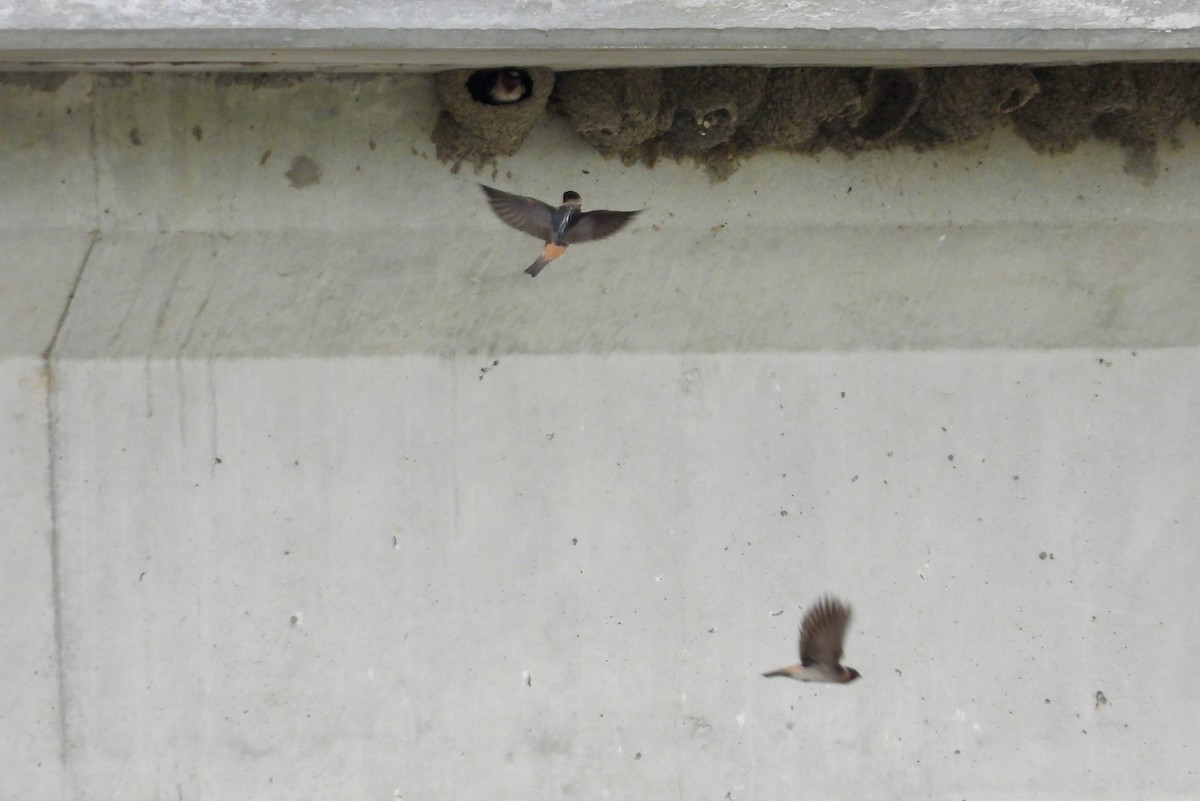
480, 184, 641, 277
467, 68, 532, 105
762, 596, 862, 684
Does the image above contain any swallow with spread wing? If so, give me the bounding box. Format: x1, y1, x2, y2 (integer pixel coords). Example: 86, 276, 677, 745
763, 596, 862, 684
480, 184, 641, 277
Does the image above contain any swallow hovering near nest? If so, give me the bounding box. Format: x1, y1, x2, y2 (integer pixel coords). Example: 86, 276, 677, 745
763, 596, 862, 684
480, 184, 642, 277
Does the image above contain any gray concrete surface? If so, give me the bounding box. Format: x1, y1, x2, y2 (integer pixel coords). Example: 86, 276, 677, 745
3, 72, 1200, 800
1, 1, 1199, 67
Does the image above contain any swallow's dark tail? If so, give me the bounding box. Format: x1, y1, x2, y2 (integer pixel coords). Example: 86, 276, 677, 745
525, 243, 566, 277
525, 256, 551, 277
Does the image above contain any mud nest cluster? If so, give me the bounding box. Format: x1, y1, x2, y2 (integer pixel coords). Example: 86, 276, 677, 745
432, 63, 1200, 178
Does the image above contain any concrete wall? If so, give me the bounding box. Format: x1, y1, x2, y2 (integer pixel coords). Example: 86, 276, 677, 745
3, 72, 1200, 800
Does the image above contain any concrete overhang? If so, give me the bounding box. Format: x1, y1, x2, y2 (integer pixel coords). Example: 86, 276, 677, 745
2, 0, 1199, 69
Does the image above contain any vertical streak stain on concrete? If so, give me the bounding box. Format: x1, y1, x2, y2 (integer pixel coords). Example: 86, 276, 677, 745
43, 229, 101, 791
86, 74, 102, 234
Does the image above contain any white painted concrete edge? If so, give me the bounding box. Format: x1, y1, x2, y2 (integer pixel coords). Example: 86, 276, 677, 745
3, 0, 1200, 68
2, 0, 1197, 33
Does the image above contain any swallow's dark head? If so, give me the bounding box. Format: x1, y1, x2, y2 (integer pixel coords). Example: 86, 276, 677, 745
842, 667, 863, 683
466, 68, 533, 105
562, 191, 582, 204
496, 69, 527, 96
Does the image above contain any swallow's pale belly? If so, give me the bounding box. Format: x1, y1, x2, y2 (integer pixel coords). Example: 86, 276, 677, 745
762, 664, 841, 682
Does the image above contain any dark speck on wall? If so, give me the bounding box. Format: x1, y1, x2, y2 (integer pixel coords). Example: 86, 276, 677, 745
478, 360, 500, 380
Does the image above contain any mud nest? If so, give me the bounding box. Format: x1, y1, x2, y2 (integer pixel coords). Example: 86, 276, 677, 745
432, 67, 555, 168
434, 63, 1200, 178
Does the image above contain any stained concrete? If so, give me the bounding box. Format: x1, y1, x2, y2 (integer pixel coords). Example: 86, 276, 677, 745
3, 72, 1200, 800
0, 233, 87, 798
0, 73, 94, 800
0, 350, 67, 801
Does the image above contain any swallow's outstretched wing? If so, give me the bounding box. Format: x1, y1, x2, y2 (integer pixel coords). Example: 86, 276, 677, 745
799, 597, 851, 668
563, 209, 641, 244
480, 185, 556, 241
